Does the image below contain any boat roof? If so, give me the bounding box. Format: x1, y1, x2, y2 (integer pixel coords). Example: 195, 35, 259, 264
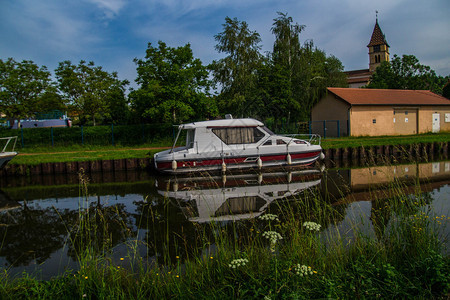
180, 118, 264, 129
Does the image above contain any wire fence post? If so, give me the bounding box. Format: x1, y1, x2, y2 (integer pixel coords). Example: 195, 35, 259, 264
323, 120, 326, 139
51, 127, 54, 147
21, 127, 24, 148
111, 123, 115, 146
337, 120, 340, 138
81, 125, 84, 145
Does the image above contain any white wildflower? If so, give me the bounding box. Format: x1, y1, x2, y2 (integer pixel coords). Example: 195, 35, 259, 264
229, 258, 249, 269
259, 214, 279, 222
303, 221, 321, 231
262, 231, 283, 245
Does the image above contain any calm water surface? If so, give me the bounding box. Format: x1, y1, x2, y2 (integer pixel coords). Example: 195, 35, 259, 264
0, 161, 449, 279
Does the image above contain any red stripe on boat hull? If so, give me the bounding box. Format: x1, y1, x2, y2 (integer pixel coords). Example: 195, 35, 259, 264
156, 151, 322, 173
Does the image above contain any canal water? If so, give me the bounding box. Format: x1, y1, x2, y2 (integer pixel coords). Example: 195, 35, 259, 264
0, 160, 449, 279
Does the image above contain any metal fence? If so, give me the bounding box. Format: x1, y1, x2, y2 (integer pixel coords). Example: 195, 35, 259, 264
0, 123, 175, 148
309, 120, 349, 138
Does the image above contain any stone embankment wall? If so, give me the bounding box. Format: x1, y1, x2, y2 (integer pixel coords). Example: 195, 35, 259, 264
1, 142, 449, 176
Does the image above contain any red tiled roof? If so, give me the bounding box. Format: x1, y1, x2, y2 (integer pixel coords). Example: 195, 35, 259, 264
367, 20, 389, 47
345, 69, 372, 84
344, 69, 371, 76
328, 88, 450, 106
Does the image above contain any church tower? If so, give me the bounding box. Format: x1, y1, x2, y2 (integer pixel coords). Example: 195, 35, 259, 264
367, 17, 390, 72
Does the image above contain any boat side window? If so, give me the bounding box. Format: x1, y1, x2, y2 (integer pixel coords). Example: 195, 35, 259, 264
211, 127, 265, 145
276, 139, 286, 145
186, 129, 195, 148
262, 140, 272, 146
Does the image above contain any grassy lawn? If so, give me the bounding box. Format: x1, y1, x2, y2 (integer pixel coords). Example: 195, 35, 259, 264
321, 132, 450, 149
8, 132, 450, 165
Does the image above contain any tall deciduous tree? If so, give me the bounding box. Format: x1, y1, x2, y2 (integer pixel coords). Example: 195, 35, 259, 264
55, 60, 128, 126
268, 12, 305, 123
267, 14, 347, 124
367, 54, 448, 95
130, 41, 216, 123
0, 58, 52, 119
210, 17, 264, 118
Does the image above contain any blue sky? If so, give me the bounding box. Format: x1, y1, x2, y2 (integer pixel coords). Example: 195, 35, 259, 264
1, 0, 449, 89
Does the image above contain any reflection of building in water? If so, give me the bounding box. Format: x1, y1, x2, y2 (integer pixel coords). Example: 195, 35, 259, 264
333, 161, 450, 204
157, 169, 322, 223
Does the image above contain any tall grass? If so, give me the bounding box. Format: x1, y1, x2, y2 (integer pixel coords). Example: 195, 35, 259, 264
0, 167, 448, 299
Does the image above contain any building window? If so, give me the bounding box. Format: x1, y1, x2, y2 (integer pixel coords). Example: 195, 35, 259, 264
374, 45, 380, 52
373, 119, 376, 124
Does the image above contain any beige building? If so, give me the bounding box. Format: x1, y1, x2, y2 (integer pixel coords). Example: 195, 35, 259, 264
312, 88, 450, 137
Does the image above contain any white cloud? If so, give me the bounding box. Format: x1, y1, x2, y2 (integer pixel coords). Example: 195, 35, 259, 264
85, 0, 126, 19
1, 0, 448, 85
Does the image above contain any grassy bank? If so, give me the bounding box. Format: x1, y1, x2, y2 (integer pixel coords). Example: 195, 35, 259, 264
7, 132, 450, 166
0, 173, 448, 299
321, 132, 450, 149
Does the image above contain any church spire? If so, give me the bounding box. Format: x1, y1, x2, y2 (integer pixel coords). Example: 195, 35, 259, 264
367, 15, 390, 72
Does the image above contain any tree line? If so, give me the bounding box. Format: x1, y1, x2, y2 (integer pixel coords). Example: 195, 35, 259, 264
1, 13, 448, 127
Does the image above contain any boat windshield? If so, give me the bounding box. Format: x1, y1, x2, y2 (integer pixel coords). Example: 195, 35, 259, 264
262, 126, 274, 135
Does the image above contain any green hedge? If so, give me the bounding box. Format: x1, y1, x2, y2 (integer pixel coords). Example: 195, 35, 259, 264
0, 123, 175, 148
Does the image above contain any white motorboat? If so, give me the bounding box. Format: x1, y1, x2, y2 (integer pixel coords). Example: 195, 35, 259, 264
154, 116, 324, 174
0, 136, 18, 171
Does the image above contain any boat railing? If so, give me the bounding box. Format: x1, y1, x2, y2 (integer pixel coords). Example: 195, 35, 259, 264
281, 134, 321, 145
1, 136, 18, 153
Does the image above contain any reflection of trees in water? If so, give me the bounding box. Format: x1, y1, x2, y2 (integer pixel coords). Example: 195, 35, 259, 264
0, 202, 75, 266
132, 196, 202, 264
0, 197, 136, 266
66, 198, 136, 260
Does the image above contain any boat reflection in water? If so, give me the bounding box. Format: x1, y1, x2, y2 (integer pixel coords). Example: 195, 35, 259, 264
156, 168, 323, 223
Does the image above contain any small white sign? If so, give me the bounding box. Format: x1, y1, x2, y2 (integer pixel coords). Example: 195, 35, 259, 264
405, 118, 408, 123
445, 113, 450, 122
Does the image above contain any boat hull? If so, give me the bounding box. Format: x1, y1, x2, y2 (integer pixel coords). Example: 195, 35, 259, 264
155, 150, 323, 174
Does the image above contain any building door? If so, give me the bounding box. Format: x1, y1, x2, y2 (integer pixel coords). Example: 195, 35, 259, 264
432, 113, 440, 133
394, 109, 417, 135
